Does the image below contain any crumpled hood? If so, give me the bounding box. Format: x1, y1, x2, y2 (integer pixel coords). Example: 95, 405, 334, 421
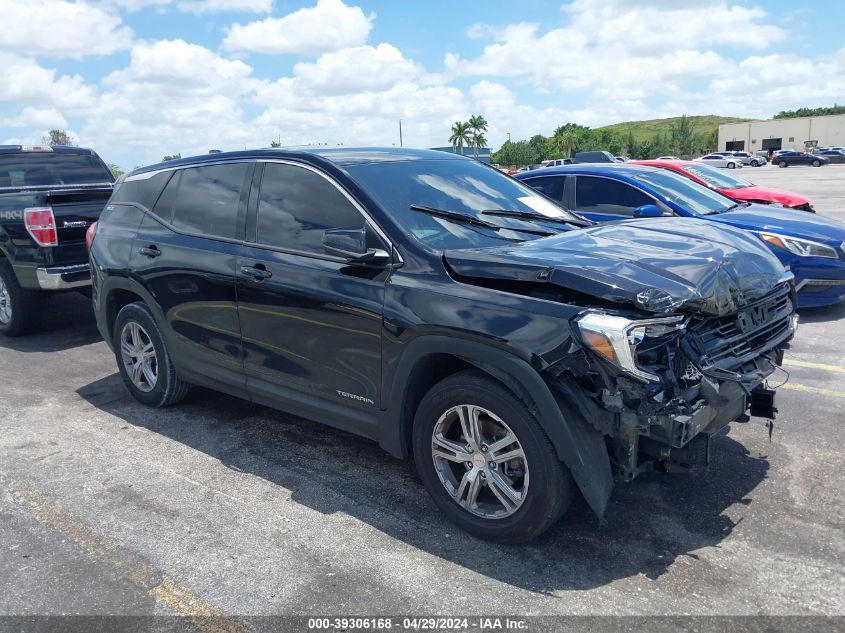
723, 186, 810, 207
707, 204, 845, 245
444, 217, 791, 316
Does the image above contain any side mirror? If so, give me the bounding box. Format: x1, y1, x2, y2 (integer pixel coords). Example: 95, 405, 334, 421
322, 227, 390, 263
633, 204, 663, 218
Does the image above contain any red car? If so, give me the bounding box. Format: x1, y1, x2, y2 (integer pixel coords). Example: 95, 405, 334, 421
630, 160, 814, 212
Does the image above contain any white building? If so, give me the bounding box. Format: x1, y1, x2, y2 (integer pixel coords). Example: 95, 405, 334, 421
718, 113, 845, 153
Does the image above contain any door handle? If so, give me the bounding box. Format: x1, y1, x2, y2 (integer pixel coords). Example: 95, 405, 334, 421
240, 265, 272, 280
139, 245, 161, 258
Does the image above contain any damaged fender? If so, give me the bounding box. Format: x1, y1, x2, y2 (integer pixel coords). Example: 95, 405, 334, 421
382, 336, 614, 519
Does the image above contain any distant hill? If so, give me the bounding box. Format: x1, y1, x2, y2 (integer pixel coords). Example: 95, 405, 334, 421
596, 115, 751, 142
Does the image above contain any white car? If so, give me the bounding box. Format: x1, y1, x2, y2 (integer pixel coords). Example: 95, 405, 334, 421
656, 155, 679, 160
696, 153, 741, 169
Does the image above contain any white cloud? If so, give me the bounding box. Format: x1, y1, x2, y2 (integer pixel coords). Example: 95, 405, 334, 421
103, 0, 270, 12
223, 0, 374, 55
0, 0, 132, 58
1, 107, 69, 130
292, 44, 422, 95
176, 0, 271, 13
0, 54, 98, 110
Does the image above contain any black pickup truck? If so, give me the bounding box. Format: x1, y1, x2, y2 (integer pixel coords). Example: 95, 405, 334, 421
0, 145, 113, 336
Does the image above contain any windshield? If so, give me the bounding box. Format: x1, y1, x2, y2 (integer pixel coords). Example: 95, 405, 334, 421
631, 169, 736, 215
0, 151, 113, 187
346, 159, 582, 249
681, 163, 752, 189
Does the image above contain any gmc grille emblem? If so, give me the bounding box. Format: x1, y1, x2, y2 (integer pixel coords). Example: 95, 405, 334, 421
736, 305, 769, 332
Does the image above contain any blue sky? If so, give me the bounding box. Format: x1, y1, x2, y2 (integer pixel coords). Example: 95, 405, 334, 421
2, 0, 843, 169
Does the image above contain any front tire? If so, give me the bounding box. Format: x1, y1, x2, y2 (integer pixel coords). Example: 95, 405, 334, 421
812, 160, 821, 167
412, 369, 572, 543
113, 302, 189, 407
0, 258, 42, 337
727, 162, 736, 169
779, 160, 788, 168
750, 160, 760, 167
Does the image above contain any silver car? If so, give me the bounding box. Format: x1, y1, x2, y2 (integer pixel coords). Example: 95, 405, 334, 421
696, 153, 742, 169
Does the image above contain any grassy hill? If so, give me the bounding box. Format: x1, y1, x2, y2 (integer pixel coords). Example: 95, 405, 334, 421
596, 115, 751, 142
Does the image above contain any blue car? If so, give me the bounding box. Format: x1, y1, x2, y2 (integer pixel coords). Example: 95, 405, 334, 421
515, 164, 845, 308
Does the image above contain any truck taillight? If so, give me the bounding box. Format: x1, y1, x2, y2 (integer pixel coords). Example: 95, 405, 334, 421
24, 207, 58, 246
86, 221, 98, 250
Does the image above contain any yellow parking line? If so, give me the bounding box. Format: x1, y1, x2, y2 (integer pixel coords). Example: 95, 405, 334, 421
780, 383, 845, 399
2, 475, 247, 633
783, 358, 845, 373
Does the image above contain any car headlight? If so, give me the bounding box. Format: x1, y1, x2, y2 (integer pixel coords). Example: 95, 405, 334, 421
575, 313, 685, 382
759, 232, 838, 258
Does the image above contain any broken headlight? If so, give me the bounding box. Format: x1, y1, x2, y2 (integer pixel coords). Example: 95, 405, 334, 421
575, 313, 685, 382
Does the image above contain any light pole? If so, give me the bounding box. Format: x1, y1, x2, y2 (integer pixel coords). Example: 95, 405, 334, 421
507, 132, 511, 143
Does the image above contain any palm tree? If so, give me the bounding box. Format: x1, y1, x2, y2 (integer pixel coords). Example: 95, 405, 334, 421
471, 132, 487, 158
449, 121, 472, 156
554, 125, 578, 158
467, 114, 489, 158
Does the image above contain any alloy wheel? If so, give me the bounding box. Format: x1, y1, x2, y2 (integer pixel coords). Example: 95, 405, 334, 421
431, 404, 529, 519
120, 321, 158, 392
0, 276, 11, 325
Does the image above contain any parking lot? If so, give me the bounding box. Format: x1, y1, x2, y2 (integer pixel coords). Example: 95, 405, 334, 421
1, 167, 843, 623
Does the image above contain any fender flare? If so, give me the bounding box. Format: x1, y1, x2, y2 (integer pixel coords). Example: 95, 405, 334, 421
381, 335, 613, 518
96, 274, 169, 348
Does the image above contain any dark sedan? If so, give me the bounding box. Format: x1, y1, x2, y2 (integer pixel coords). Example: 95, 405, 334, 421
818, 150, 845, 164
774, 151, 830, 168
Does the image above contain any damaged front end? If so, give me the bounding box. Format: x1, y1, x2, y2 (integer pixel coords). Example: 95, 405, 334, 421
547, 281, 796, 481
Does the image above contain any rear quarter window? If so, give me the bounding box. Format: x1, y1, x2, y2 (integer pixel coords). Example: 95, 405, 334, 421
110, 171, 174, 212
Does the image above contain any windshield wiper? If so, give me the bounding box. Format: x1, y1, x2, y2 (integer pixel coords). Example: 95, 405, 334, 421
410, 204, 554, 236
481, 209, 592, 227
707, 201, 749, 215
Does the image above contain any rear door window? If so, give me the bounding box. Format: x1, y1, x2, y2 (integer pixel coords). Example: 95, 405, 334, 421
170, 164, 249, 240
523, 176, 564, 202
575, 176, 653, 216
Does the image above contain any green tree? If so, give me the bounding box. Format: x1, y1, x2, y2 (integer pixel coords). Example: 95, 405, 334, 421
162, 153, 182, 162
471, 132, 487, 157
670, 114, 696, 157
42, 129, 74, 146
774, 104, 845, 119
448, 121, 472, 155
625, 131, 637, 156
467, 114, 489, 159
107, 163, 124, 179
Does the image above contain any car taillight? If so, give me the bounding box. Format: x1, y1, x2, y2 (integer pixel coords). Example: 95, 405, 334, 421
24, 207, 57, 246
86, 221, 98, 250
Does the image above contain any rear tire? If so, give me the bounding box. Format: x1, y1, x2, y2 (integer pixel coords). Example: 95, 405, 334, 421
0, 258, 43, 337
412, 369, 573, 543
113, 302, 189, 407
779, 160, 788, 168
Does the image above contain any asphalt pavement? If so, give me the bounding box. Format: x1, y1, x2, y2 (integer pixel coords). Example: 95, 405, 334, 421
1, 166, 843, 628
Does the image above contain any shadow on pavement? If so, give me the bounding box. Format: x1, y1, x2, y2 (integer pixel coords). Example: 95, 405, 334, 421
797, 301, 845, 324
0, 292, 102, 352
77, 373, 769, 593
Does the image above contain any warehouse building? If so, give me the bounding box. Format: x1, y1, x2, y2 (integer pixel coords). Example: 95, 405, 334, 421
718, 113, 845, 153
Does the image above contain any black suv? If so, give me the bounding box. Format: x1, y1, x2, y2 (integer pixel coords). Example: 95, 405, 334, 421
90, 148, 795, 542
